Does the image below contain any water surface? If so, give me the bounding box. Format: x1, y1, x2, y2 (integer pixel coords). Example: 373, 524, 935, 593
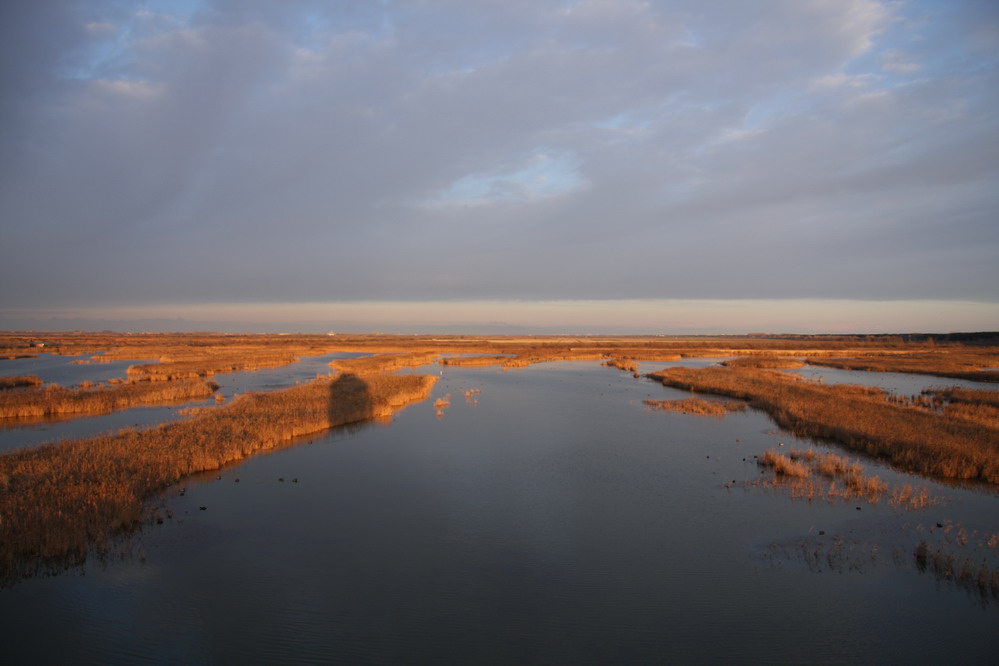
1, 360, 996, 663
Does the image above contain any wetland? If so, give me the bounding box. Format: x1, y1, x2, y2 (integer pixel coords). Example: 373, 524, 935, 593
0, 332, 997, 663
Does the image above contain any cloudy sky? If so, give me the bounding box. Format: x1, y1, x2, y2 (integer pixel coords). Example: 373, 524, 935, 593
1, 0, 997, 333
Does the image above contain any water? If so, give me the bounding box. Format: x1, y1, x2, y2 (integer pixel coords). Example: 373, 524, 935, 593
789, 364, 994, 395
1, 361, 997, 663
0, 352, 155, 386
0, 352, 367, 452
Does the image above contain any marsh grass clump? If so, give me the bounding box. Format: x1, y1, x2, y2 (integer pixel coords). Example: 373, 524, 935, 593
722, 356, 806, 369
644, 398, 747, 417
603, 358, 640, 374
434, 394, 452, 418
0, 376, 42, 390
0, 380, 218, 420
0, 372, 437, 585
753, 448, 932, 506
758, 450, 811, 478
888, 484, 938, 510
330, 352, 440, 374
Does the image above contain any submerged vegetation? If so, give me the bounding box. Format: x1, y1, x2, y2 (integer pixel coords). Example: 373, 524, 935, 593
649, 366, 999, 485
0, 372, 437, 584
915, 540, 999, 600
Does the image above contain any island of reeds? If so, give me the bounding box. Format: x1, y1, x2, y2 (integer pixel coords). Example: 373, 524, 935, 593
648, 365, 999, 484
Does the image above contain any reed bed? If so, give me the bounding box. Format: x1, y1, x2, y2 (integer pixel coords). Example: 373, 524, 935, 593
0, 376, 42, 390
925, 386, 999, 409
806, 352, 999, 383
643, 397, 747, 417
722, 356, 806, 369
921, 387, 999, 428
439, 355, 515, 367
0, 380, 218, 419
6, 332, 995, 374
604, 358, 640, 374
330, 352, 440, 374
127, 354, 300, 381
0, 372, 437, 583
650, 366, 999, 484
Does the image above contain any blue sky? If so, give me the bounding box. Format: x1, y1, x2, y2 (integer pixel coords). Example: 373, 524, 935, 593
1, 0, 997, 333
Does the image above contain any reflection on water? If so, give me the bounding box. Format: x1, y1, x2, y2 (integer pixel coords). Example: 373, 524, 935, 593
0, 360, 996, 663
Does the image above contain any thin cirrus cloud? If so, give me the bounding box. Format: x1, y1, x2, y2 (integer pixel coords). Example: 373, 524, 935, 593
0, 0, 996, 332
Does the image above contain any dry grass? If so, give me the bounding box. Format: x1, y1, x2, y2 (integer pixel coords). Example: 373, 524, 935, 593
722, 356, 806, 369
127, 354, 300, 381
651, 366, 999, 484
806, 351, 999, 383
752, 448, 936, 507
439, 355, 515, 367
0, 372, 437, 584
330, 352, 440, 374
644, 397, 747, 417
889, 484, 937, 510
0, 376, 42, 390
604, 358, 641, 375
926, 386, 999, 409
758, 450, 812, 478
922, 387, 999, 428
0, 380, 218, 419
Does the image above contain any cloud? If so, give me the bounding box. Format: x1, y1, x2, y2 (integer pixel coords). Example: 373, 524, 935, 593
0, 0, 996, 320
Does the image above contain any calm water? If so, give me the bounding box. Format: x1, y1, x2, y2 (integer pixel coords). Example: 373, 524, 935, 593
1, 360, 997, 664
790, 363, 995, 395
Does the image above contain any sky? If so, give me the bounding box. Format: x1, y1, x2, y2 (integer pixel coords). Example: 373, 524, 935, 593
1, 0, 997, 334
